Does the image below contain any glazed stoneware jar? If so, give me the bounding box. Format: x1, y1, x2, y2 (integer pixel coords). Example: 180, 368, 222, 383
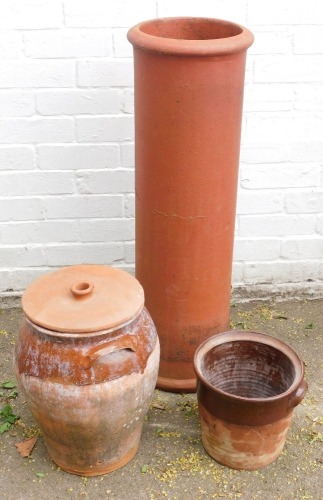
14, 265, 160, 476
194, 330, 307, 470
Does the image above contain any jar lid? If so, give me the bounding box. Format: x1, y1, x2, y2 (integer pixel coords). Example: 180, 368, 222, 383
22, 265, 144, 333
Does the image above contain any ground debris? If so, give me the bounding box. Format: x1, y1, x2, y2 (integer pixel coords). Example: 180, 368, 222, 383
15, 436, 37, 457
151, 403, 167, 411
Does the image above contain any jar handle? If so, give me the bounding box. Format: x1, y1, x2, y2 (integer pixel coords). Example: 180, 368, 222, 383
289, 378, 308, 409
80, 335, 147, 373
88, 334, 136, 364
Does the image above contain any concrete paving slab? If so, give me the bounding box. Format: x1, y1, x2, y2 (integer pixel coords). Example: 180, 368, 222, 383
0, 300, 322, 499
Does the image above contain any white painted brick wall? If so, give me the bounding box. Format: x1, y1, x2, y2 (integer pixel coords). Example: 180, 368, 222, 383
23, 29, 111, 58
77, 60, 134, 87
75, 116, 134, 142
38, 144, 120, 170
0, 0, 322, 295
36, 89, 122, 116
0, 61, 75, 88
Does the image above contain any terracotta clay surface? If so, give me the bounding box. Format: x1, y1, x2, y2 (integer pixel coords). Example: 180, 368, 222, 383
14, 265, 159, 476
128, 18, 253, 392
22, 265, 144, 333
194, 330, 308, 470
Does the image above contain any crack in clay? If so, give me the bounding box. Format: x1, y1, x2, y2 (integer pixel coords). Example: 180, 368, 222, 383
153, 210, 207, 220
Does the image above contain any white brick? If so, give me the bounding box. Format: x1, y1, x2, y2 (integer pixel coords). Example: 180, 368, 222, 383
76, 116, 134, 142
245, 113, 323, 143
0, 31, 23, 59
234, 218, 239, 237
254, 55, 323, 83
233, 238, 281, 261
44, 195, 123, 219
241, 164, 320, 189
243, 84, 292, 112
80, 219, 134, 242
0, 172, 74, 197
77, 60, 133, 87
240, 143, 288, 164
285, 191, 323, 214
236, 189, 284, 214
76, 170, 134, 194
0, 198, 43, 222
64, 0, 156, 27
239, 262, 273, 283
157, 0, 247, 24
239, 215, 316, 237
122, 89, 134, 114
36, 90, 121, 116
24, 29, 111, 58
1, 221, 79, 245
0, 146, 35, 170
124, 242, 135, 264
0, 61, 75, 88
232, 262, 244, 283
247, 0, 322, 25
38, 144, 120, 170
0, 91, 35, 117
0, 117, 74, 144
113, 28, 133, 58
0, 270, 17, 293
281, 238, 323, 260
0, 268, 52, 293
291, 261, 323, 281
250, 1, 285, 24
0, 246, 45, 267
287, 142, 323, 163
45, 243, 123, 266
244, 56, 254, 87
120, 143, 134, 167
243, 261, 321, 284
125, 194, 135, 217
249, 28, 292, 55
0, 0, 62, 29
294, 85, 323, 112
294, 26, 323, 54
317, 216, 323, 235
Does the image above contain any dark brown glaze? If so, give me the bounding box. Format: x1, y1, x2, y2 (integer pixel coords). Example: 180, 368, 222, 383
16, 308, 155, 386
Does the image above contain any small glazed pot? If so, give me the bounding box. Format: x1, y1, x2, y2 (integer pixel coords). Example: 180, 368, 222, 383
194, 330, 307, 470
14, 265, 160, 476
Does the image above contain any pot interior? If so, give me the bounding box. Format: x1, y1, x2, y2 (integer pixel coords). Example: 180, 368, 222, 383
200, 341, 296, 399
140, 18, 243, 41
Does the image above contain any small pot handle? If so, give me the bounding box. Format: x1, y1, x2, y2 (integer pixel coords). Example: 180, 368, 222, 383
289, 379, 308, 409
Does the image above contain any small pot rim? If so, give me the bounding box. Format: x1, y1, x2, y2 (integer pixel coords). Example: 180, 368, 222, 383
127, 17, 254, 57
193, 330, 305, 404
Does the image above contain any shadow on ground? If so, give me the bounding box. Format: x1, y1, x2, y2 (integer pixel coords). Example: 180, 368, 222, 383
0, 300, 322, 499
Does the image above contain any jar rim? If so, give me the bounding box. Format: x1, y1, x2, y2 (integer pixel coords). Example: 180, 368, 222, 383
193, 330, 305, 404
127, 17, 254, 57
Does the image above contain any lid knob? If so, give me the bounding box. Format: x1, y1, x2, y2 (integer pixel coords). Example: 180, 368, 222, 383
71, 281, 94, 297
